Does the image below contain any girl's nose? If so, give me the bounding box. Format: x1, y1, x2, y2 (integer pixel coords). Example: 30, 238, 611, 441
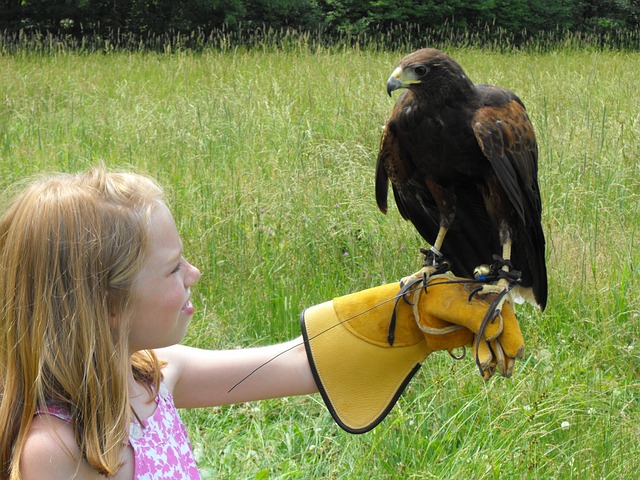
185, 261, 201, 287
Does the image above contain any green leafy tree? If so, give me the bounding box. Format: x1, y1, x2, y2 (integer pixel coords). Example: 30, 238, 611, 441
493, 0, 580, 33
122, 0, 246, 32
367, 0, 456, 27
317, 0, 371, 30
578, 0, 639, 31
244, 0, 323, 29
8, 0, 82, 31
2, 0, 640, 41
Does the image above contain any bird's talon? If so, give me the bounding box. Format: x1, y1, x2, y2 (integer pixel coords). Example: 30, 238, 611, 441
468, 286, 484, 302
400, 265, 437, 287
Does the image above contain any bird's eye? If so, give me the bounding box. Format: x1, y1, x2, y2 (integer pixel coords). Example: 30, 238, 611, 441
414, 66, 428, 77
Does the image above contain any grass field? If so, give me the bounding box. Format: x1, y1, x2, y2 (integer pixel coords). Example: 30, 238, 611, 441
1, 44, 638, 478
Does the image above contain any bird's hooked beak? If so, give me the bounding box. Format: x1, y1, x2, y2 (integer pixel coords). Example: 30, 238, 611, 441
387, 65, 423, 96
386, 67, 405, 96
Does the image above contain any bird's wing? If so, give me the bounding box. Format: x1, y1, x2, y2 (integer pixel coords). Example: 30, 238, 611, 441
472, 92, 547, 309
375, 121, 394, 216
375, 102, 414, 219
376, 110, 445, 246
471, 96, 540, 224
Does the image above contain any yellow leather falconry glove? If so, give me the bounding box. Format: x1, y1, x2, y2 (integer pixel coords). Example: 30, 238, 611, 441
300, 273, 524, 433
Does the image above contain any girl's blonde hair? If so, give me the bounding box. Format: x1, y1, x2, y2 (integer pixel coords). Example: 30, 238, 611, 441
0, 167, 167, 478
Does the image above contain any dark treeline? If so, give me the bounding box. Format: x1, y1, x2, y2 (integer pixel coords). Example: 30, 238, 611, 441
1, 0, 640, 50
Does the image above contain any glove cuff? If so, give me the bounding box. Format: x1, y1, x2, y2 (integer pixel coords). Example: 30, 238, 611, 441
300, 284, 428, 433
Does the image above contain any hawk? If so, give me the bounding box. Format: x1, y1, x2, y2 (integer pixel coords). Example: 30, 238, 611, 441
376, 48, 547, 312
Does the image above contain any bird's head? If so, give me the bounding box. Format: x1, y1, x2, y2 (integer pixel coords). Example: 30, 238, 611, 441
386, 48, 473, 100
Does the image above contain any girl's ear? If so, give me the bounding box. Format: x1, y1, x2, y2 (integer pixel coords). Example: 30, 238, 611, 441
106, 294, 121, 329
109, 311, 119, 329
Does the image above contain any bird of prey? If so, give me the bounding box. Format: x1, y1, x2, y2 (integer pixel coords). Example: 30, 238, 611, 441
376, 48, 547, 312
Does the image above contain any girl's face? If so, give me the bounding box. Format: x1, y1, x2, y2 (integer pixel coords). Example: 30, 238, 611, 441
127, 202, 201, 354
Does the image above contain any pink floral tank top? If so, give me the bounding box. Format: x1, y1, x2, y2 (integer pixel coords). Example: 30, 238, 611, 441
37, 383, 201, 479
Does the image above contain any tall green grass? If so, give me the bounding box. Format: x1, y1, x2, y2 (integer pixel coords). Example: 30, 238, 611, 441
1, 45, 638, 478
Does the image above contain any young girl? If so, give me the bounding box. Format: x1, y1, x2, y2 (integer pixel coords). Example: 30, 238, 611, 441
0, 167, 318, 479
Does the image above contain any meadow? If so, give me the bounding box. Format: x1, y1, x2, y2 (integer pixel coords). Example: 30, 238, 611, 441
0, 41, 638, 478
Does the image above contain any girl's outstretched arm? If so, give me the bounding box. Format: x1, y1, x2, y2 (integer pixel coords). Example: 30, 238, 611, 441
155, 338, 318, 409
